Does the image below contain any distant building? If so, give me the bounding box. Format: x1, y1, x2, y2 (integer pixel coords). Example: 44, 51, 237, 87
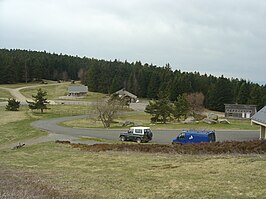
251, 106, 266, 140
68, 85, 88, 97
224, 104, 257, 119
114, 88, 138, 103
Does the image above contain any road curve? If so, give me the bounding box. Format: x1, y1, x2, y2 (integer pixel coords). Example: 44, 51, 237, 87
32, 114, 260, 144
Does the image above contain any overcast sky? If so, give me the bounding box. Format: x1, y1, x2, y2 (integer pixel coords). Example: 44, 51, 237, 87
1, 0, 266, 83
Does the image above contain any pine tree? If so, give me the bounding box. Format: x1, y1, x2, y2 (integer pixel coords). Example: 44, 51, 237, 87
6, 98, 20, 111
145, 93, 172, 123
27, 88, 49, 113
173, 95, 190, 121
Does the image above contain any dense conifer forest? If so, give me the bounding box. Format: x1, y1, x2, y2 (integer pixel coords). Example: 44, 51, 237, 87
0, 49, 265, 111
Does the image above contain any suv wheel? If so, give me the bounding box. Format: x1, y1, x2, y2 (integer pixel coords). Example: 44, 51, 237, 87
136, 138, 141, 143
120, 136, 125, 142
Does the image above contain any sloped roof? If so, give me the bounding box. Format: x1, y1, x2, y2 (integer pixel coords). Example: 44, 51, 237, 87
251, 106, 266, 125
68, 85, 88, 93
115, 88, 137, 99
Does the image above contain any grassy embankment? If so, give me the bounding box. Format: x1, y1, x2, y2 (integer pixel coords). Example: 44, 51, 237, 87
0, 102, 265, 198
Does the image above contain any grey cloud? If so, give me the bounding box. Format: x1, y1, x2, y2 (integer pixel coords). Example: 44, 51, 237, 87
0, 0, 266, 82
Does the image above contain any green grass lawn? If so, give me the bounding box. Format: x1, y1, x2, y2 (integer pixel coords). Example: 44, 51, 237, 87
0, 142, 265, 198
62, 112, 259, 130
0, 104, 94, 146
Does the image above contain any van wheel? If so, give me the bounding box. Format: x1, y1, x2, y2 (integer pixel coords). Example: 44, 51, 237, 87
136, 138, 141, 143
120, 136, 125, 142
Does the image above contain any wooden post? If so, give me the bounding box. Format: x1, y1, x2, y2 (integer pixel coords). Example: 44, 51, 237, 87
260, 126, 266, 140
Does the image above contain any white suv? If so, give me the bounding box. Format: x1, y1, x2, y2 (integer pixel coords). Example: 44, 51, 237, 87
119, 127, 153, 143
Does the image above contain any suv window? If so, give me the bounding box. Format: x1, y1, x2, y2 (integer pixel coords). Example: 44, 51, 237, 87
135, 129, 142, 134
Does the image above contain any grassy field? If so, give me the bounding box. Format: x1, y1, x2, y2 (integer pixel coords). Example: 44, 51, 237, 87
0, 104, 94, 146
20, 82, 72, 99
0, 143, 265, 198
0, 87, 12, 99
62, 112, 259, 130
20, 82, 108, 101
0, 103, 265, 198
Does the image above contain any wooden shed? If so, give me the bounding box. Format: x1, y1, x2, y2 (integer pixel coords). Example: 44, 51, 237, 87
68, 85, 88, 97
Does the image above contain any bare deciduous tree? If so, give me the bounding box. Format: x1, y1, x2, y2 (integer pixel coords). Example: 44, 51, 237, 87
184, 92, 205, 115
95, 96, 124, 128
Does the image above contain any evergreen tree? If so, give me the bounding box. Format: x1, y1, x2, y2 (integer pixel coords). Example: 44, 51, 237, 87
6, 98, 20, 111
27, 88, 49, 113
212, 76, 234, 112
145, 93, 172, 123
237, 82, 250, 104
173, 95, 190, 121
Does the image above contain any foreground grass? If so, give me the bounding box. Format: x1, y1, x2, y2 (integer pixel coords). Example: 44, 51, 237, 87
0, 142, 265, 198
62, 112, 259, 130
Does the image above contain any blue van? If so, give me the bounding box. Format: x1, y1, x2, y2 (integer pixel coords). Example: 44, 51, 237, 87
172, 130, 216, 144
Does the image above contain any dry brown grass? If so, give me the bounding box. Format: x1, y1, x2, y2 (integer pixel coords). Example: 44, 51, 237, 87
0, 110, 28, 126
1, 142, 265, 198
0, 167, 78, 199
57, 140, 266, 155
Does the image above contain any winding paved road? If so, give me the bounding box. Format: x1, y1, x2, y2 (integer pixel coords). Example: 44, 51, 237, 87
0, 83, 260, 145
32, 114, 260, 144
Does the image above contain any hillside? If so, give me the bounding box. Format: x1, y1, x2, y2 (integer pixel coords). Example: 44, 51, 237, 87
0, 49, 265, 111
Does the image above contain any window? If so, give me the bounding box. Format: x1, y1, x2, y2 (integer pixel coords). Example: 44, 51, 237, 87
128, 130, 133, 134
179, 133, 185, 139
135, 129, 142, 134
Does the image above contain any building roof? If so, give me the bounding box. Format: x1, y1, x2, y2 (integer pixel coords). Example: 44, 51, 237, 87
251, 106, 266, 125
68, 85, 88, 93
225, 104, 257, 109
115, 88, 137, 99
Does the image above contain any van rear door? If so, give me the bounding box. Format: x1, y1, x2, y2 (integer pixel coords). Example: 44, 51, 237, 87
208, 132, 216, 142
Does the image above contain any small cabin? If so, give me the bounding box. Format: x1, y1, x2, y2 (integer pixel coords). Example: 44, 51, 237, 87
68, 85, 88, 97
224, 104, 257, 119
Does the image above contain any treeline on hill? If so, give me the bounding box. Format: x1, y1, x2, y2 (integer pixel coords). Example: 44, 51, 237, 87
0, 48, 265, 111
